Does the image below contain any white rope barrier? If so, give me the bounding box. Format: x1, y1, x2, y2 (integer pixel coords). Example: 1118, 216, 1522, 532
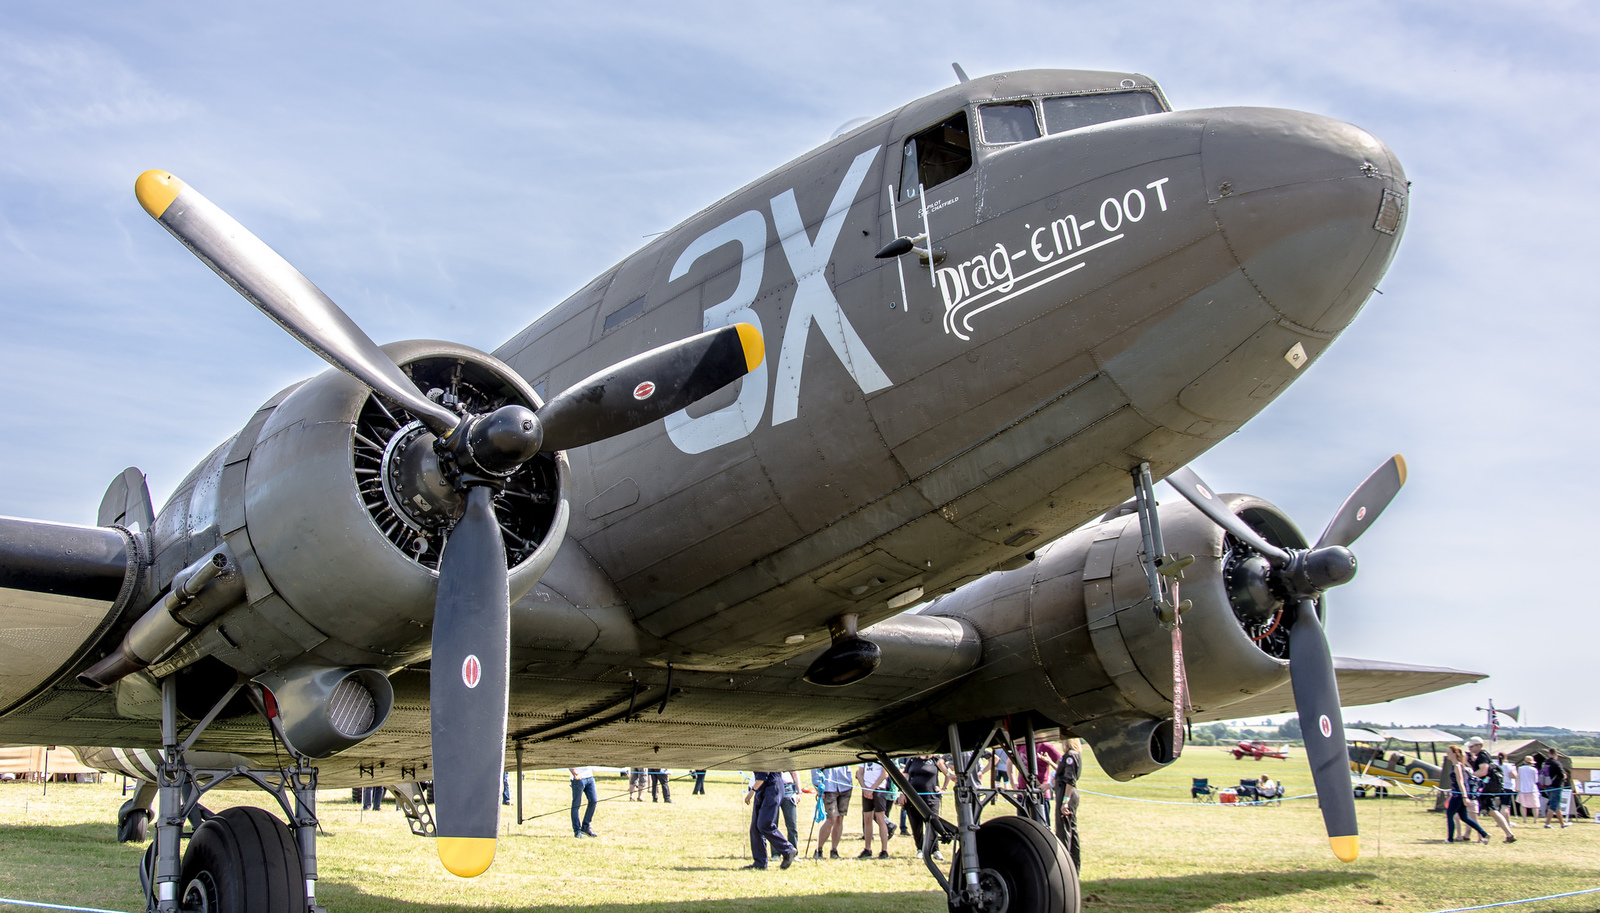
1420, 886, 1600, 912
0, 898, 130, 913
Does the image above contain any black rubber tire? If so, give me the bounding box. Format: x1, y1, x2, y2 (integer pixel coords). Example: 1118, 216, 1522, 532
954, 815, 1079, 913
179, 806, 304, 913
118, 808, 150, 843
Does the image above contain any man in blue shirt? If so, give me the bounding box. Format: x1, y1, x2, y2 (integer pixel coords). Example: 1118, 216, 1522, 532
815, 765, 854, 858
744, 771, 799, 870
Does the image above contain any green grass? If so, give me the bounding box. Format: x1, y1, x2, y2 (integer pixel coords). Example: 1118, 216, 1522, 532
2, 751, 1598, 913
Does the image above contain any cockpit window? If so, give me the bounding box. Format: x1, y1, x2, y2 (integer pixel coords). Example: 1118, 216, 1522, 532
978, 102, 1041, 145
900, 112, 972, 202
1041, 91, 1164, 135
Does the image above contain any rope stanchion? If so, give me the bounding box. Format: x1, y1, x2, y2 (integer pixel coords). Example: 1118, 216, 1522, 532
1420, 886, 1600, 913
0, 898, 131, 913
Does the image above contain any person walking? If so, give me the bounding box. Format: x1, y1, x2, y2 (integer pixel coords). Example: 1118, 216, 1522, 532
1443, 745, 1489, 844
744, 771, 799, 870
779, 771, 800, 848
570, 766, 599, 838
1544, 750, 1570, 828
858, 760, 891, 858
691, 770, 707, 795
816, 764, 853, 858
628, 767, 647, 801
1467, 737, 1515, 842
902, 754, 951, 860
650, 767, 673, 803
1496, 753, 1520, 822
1518, 755, 1541, 821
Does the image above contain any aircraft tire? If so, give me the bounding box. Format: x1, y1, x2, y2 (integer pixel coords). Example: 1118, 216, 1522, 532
179, 806, 304, 913
952, 815, 1079, 913
117, 808, 149, 843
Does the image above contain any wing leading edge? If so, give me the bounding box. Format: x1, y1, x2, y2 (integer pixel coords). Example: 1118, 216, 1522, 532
1189, 657, 1486, 724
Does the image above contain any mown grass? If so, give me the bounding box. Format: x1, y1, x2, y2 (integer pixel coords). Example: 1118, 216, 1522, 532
2, 748, 1597, 913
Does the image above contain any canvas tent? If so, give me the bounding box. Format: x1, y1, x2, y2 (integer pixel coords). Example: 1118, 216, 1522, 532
0, 746, 101, 781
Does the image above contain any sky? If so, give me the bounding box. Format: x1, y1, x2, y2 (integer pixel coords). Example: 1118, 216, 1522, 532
2, 2, 1596, 729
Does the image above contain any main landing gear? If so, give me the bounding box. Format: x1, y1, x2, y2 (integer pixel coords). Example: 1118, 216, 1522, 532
877, 719, 1080, 913
141, 673, 323, 913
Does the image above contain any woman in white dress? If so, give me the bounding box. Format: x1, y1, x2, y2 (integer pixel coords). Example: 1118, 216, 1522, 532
1517, 756, 1541, 819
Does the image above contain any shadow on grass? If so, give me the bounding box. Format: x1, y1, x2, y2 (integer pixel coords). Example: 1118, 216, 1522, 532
309, 870, 1375, 913
316, 886, 947, 913
1080, 869, 1372, 912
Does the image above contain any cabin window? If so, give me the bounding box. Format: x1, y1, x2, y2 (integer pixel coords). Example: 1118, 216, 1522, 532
1041, 91, 1164, 135
899, 112, 972, 202
979, 102, 1041, 145
601, 295, 645, 333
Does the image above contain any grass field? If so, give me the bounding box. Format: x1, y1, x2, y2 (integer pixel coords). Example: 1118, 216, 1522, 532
2, 749, 1598, 913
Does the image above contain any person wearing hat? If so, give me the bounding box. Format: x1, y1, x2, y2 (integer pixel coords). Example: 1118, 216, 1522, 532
1467, 737, 1515, 842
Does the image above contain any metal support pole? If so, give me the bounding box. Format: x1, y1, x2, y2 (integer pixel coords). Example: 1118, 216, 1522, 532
292, 762, 321, 913
515, 743, 525, 825
1132, 463, 1167, 619
155, 676, 182, 913
1022, 716, 1046, 826
948, 723, 981, 904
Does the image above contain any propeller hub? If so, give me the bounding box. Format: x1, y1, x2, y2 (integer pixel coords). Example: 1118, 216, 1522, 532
1294, 546, 1358, 593
455, 405, 543, 477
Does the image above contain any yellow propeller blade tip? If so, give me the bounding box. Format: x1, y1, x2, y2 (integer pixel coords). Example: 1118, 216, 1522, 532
1392, 454, 1408, 485
1330, 835, 1360, 862
734, 322, 764, 371
135, 170, 184, 219
437, 836, 496, 877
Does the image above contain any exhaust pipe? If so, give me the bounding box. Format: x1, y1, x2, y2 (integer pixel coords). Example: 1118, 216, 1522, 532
79, 548, 244, 688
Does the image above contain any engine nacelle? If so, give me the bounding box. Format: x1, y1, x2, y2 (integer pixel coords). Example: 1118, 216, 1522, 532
138, 340, 569, 684
929, 491, 1312, 780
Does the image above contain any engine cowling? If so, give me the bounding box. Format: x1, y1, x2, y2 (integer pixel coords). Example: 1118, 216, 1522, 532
141, 340, 569, 680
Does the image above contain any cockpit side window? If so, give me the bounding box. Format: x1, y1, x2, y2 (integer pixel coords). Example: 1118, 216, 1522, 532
978, 102, 1041, 145
1041, 91, 1164, 135
899, 112, 972, 202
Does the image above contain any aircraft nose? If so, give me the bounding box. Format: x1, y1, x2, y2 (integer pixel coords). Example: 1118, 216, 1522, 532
1202, 108, 1407, 334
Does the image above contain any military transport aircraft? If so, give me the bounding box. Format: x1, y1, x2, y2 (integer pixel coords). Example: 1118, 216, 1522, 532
0, 67, 1482, 913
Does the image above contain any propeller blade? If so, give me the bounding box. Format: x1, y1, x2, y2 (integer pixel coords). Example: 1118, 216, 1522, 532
1315, 455, 1408, 550
1287, 598, 1359, 862
1164, 467, 1291, 565
429, 485, 510, 877
134, 170, 462, 438
536, 323, 764, 451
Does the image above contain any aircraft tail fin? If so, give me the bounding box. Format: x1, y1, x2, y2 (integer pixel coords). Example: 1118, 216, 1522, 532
97, 467, 154, 533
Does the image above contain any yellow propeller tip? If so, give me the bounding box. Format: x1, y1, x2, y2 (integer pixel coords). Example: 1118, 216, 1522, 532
734, 322, 764, 371
1392, 454, 1408, 485
1330, 835, 1360, 862
437, 836, 496, 877
135, 170, 184, 219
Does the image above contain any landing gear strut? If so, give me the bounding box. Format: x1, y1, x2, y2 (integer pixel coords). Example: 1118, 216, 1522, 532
879, 720, 1080, 913
145, 673, 323, 913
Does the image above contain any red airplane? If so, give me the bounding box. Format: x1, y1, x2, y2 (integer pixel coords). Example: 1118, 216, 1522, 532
1230, 740, 1293, 760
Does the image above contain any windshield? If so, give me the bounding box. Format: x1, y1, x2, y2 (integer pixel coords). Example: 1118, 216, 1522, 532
1041, 91, 1164, 134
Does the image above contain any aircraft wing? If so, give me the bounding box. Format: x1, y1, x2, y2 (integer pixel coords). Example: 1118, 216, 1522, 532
1189, 656, 1485, 724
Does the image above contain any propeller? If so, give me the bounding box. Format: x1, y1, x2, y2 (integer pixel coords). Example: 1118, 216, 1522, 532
1164, 455, 1406, 863
136, 170, 765, 876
